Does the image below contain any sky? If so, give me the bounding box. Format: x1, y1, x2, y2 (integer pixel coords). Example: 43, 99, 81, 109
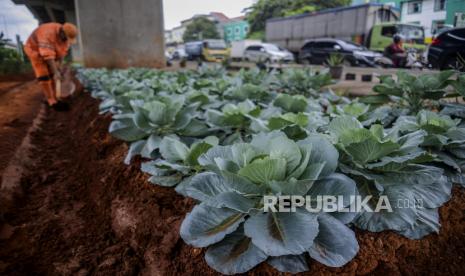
163, 0, 254, 29
0, 0, 38, 42
0, 0, 255, 42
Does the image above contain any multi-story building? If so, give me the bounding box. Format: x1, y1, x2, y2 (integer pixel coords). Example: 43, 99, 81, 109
209, 12, 231, 38
352, 0, 465, 41
400, 0, 447, 39
171, 26, 185, 44
164, 30, 173, 45
223, 16, 250, 42
400, 0, 465, 41
165, 12, 230, 45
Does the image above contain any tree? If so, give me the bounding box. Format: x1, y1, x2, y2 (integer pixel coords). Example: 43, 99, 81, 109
0, 32, 11, 47
183, 17, 220, 42
245, 0, 351, 36
0, 32, 29, 75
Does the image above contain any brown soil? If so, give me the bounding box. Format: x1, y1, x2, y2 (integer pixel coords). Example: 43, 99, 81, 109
0, 81, 43, 176
0, 83, 464, 276
0, 72, 34, 83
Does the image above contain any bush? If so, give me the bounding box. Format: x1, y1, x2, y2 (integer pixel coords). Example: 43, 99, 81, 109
0, 33, 31, 75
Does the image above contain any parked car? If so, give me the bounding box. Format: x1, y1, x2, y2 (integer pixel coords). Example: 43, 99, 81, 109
299, 38, 382, 67
165, 51, 172, 66
428, 27, 465, 71
230, 40, 261, 61
172, 48, 188, 60
244, 43, 294, 63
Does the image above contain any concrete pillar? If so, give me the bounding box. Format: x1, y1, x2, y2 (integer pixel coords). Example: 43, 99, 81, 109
75, 0, 165, 68
64, 9, 83, 63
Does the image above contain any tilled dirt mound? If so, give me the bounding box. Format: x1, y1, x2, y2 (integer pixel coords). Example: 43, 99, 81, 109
0, 72, 34, 83
0, 81, 43, 175
0, 89, 464, 276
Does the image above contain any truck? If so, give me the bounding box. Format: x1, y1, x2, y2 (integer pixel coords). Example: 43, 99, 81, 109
229, 40, 261, 61
184, 39, 230, 62
266, 3, 426, 54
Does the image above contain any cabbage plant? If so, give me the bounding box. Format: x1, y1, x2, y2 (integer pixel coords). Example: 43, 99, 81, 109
328, 101, 409, 128
79, 66, 465, 274
365, 70, 455, 113
271, 68, 333, 97
273, 94, 309, 113
141, 136, 218, 187
439, 74, 465, 119
205, 100, 261, 143
233, 67, 273, 86
223, 83, 275, 103
109, 95, 210, 163
328, 116, 452, 239
179, 131, 359, 274
393, 110, 465, 187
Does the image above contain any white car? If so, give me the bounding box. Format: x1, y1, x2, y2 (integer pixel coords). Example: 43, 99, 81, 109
244, 43, 294, 63
172, 48, 188, 60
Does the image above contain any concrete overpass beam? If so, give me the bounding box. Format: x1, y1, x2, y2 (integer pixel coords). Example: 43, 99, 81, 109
64, 9, 82, 62
75, 0, 165, 68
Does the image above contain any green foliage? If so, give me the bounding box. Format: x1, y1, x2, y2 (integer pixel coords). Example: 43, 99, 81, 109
329, 116, 451, 239
283, 5, 316, 16
141, 135, 219, 187
451, 73, 465, 98
393, 110, 465, 187
78, 66, 465, 275
366, 70, 455, 113
0, 32, 30, 75
179, 132, 358, 274
246, 30, 265, 40
271, 67, 333, 97
245, 0, 351, 33
183, 17, 220, 42
327, 53, 344, 67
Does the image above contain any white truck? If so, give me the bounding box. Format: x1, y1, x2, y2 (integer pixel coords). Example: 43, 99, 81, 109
230, 40, 262, 61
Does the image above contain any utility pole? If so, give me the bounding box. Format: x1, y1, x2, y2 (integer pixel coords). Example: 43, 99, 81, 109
16, 34, 24, 61
2, 15, 9, 39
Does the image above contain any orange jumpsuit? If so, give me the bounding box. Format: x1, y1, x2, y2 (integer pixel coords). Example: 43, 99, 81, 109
24, 23, 71, 80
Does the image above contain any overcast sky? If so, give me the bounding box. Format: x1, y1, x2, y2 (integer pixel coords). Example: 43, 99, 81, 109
0, 0, 254, 41
0, 0, 38, 42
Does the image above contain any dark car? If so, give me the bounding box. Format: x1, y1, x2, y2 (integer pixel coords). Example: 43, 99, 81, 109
428, 27, 465, 71
185, 41, 204, 60
299, 38, 382, 67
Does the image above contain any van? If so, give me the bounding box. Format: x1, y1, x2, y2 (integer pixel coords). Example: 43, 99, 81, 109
185, 40, 230, 62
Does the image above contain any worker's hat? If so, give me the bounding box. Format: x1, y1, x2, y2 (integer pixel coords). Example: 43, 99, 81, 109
62, 23, 78, 44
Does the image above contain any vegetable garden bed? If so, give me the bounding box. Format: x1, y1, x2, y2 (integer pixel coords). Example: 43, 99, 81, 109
0, 69, 464, 274
75, 66, 465, 275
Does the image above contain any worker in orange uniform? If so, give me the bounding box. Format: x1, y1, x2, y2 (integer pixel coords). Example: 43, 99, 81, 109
24, 22, 78, 109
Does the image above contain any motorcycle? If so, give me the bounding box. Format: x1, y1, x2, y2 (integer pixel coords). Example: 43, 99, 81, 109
375, 48, 424, 69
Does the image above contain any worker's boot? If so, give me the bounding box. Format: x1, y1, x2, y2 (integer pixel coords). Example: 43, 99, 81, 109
39, 80, 57, 106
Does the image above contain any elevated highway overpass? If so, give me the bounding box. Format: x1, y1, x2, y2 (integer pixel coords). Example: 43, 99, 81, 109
13, 0, 166, 68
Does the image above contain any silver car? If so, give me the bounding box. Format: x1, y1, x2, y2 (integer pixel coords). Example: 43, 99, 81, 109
244, 43, 294, 63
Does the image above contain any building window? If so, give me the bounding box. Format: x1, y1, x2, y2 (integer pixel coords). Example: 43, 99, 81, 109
434, 0, 446, 11
235, 26, 240, 34
431, 20, 446, 35
227, 28, 232, 35
407, 1, 422, 14
244, 25, 249, 33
